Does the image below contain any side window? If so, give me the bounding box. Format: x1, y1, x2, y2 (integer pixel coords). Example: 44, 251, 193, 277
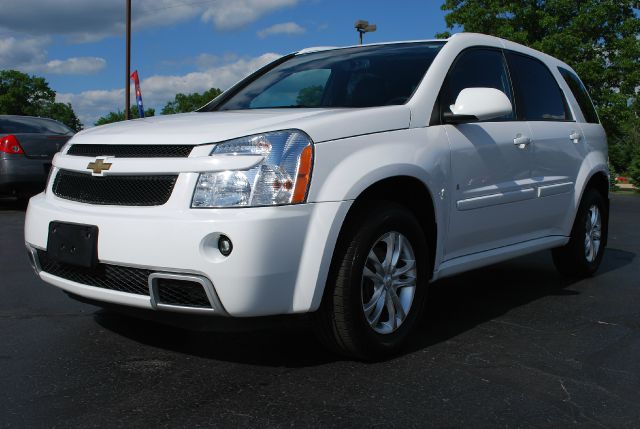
558, 67, 599, 123
249, 69, 331, 108
505, 52, 569, 121
441, 48, 515, 121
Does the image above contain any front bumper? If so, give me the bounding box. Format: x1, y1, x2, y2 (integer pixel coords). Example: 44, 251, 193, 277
25, 193, 349, 317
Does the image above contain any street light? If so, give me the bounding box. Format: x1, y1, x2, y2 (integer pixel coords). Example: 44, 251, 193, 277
355, 19, 377, 45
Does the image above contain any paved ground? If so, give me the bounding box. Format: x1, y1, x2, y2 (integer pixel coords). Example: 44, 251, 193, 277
1, 195, 639, 428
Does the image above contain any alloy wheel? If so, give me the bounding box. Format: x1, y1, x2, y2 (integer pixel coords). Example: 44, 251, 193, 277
361, 231, 417, 334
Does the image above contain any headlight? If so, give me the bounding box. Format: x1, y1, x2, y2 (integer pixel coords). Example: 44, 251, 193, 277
192, 130, 313, 208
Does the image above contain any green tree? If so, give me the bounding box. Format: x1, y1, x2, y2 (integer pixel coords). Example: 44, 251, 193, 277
94, 106, 155, 126
629, 155, 640, 191
438, 1, 640, 170
296, 85, 324, 107
40, 102, 82, 132
0, 69, 83, 131
161, 88, 222, 114
609, 122, 640, 174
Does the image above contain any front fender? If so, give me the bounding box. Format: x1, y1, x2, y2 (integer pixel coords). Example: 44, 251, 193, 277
297, 127, 451, 311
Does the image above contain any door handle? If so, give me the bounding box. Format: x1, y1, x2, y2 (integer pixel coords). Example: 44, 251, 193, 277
513, 134, 531, 148
569, 131, 581, 143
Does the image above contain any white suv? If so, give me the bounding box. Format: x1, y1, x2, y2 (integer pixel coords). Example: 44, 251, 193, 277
25, 33, 608, 358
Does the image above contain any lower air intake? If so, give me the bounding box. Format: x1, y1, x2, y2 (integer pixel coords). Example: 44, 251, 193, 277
37, 249, 151, 296
153, 277, 212, 308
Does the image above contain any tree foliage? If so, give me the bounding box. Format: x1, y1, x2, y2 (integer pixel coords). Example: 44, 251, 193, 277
94, 106, 155, 126
439, 0, 640, 171
629, 155, 640, 190
0, 69, 82, 131
161, 88, 222, 114
296, 85, 324, 107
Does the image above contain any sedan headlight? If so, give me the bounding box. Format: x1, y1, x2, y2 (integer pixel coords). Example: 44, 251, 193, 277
192, 130, 313, 208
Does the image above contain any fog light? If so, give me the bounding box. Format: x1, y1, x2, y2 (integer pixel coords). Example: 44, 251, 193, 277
218, 235, 233, 256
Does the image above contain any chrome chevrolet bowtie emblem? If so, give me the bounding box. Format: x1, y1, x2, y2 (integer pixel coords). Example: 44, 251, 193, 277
87, 158, 112, 175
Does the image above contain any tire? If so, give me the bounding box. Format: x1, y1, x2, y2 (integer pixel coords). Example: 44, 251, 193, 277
552, 188, 608, 278
314, 201, 429, 360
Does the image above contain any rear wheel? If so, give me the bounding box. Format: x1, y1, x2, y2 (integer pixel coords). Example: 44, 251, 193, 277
314, 202, 429, 360
552, 188, 608, 278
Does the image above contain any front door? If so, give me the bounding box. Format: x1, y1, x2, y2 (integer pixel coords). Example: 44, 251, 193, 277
440, 48, 537, 260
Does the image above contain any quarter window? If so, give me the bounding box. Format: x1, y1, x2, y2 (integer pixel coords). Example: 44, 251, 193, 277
505, 52, 569, 121
440, 48, 515, 121
558, 67, 599, 123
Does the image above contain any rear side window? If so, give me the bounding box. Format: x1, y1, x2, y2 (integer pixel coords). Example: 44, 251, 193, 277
440, 48, 515, 121
558, 67, 599, 123
0, 117, 72, 135
505, 52, 569, 121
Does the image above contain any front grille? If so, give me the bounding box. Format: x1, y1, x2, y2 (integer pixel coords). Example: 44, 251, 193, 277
67, 144, 194, 158
155, 278, 211, 308
37, 250, 151, 296
52, 170, 177, 206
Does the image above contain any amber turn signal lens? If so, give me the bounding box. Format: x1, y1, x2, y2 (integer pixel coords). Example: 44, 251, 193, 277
292, 145, 313, 203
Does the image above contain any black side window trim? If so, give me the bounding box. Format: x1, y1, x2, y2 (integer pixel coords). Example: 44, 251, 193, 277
504, 50, 575, 122
434, 46, 517, 125
430, 46, 578, 125
557, 66, 599, 124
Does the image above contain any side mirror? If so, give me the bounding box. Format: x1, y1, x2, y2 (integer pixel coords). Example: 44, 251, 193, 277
443, 87, 513, 124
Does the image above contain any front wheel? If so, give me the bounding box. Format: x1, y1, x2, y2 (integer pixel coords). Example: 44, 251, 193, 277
552, 188, 608, 278
314, 202, 429, 360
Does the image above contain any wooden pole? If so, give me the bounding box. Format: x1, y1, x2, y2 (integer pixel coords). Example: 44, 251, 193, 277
125, 0, 131, 120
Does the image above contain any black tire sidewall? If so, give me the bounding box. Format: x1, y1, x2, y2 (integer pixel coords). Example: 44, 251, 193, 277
339, 203, 429, 355
571, 189, 608, 275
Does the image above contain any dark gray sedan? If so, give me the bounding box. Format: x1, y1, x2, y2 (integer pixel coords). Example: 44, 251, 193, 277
0, 115, 73, 200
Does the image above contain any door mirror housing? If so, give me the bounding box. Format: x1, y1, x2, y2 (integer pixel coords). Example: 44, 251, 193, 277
444, 87, 513, 124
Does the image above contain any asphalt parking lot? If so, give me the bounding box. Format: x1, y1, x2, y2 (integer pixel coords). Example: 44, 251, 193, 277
1, 194, 639, 428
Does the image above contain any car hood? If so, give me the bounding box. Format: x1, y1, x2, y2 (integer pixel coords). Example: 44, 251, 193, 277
72, 106, 411, 146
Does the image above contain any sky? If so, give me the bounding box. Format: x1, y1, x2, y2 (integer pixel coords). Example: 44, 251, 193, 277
0, 0, 453, 127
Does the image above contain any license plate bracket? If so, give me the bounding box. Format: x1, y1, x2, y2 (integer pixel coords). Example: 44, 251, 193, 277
47, 221, 98, 268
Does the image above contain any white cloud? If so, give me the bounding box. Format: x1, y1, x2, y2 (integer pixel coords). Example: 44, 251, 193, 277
202, 0, 298, 30
0, 36, 106, 74
257, 22, 306, 38
59, 53, 281, 126
41, 57, 106, 74
0, 36, 48, 68
0, 0, 298, 43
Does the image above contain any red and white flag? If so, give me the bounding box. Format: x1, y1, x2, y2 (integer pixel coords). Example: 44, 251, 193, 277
130, 70, 145, 118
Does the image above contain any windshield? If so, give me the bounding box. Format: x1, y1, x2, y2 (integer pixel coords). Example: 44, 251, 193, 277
206, 42, 445, 111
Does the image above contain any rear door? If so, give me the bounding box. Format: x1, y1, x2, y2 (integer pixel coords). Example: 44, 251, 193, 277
557, 66, 607, 170
505, 52, 582, 236
441, 48, 538, 260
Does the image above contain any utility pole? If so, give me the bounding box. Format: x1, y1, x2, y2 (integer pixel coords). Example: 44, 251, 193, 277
355, 20, 377, 45
125, 0, 131, 120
